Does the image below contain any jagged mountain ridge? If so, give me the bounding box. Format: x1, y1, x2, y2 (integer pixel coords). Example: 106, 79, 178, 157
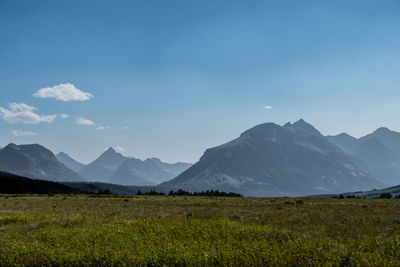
78, 147, 192, 185
160, 120, 382, 196
0, 143, 83, 182
0, 143, 190, 186
78, 147, 129, 182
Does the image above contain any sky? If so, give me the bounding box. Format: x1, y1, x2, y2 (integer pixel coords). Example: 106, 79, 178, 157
1, 0, 400, 164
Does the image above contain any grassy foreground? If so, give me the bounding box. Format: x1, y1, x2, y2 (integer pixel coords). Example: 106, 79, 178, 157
1, 195, 400, 266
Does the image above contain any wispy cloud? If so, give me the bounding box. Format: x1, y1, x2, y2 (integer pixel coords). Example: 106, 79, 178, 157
60, 114, 69, 119
114, 146, 125, 153
263, 105, 273, 110
96, 126, 111, 130
33, 83, 93, 102
0, 103, 57, 124
76, 116, 95, 125
121, 126, 129, 130
11, 130, 36, 137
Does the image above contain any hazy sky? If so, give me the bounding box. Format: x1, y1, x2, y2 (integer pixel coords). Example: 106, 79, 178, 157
1, 0, 400, 163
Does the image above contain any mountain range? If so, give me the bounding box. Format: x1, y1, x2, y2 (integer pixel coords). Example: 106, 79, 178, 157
111, 157, 192, 186
78, 147, 128, 182
160, 120, 383, 196
76, 147, 192, 185
2, 119, 400, 196
327, 127, 400, 185
0, 144, 191, 186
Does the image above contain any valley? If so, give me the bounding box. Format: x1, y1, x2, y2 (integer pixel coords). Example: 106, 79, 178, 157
2, 2, 398, 265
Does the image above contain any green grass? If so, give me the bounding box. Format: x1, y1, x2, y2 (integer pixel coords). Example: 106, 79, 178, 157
1, 195, 400, 266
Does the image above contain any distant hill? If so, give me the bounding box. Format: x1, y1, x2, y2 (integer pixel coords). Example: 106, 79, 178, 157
0, 171, 81, 194
160, 120, 382, 196
110, 157, 192, 186
0, 143, 83, 182
79, 147, 129, 182
56, 152, 86, 173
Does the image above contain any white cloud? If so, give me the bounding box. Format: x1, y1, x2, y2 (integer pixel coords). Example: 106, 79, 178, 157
11, 130, 36, 137
76, 117, 95, 125
0, 103, 57, 124
114, 146, 125, 153
60, 114, 69, 119
96, 126, 111, 130
121, 126, 129, 130
33, 83, 93, 102
263, 105, 273, 110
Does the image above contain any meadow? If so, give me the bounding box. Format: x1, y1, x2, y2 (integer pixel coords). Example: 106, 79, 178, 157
1, 195, 400, 266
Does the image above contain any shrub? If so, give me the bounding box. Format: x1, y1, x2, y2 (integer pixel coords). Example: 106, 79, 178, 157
380, 192, 392, 199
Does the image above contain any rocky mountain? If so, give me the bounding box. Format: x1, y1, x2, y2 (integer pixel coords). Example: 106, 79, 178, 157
327, 129, 400, 186
148, 158, 192, 181
56, 152, 86, 173
78, 147, 129, 182
360, 127, 400, 155
160, 120, 382, 196
78, 147, 191, 185
284, 119, 323, 137
326, 133, 359, 155
0, 143, 83, 182
110, 157, 192, 186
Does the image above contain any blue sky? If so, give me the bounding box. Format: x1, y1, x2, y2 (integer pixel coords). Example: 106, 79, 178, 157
1, 0, 400, 163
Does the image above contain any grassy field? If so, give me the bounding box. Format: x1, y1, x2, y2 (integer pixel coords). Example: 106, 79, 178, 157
1, 195, 400, 266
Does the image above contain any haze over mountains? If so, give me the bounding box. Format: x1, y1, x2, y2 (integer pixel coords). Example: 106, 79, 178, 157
327, 128, 400, 185
111, 157, 192, 186
55, 152, 85, 173
0, 143, 82, 182
160, 120, 383, 196
0, 144, 192, 186
78, 147, 129, 183
1, 119, 400, 196
76, 147, 192, 185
